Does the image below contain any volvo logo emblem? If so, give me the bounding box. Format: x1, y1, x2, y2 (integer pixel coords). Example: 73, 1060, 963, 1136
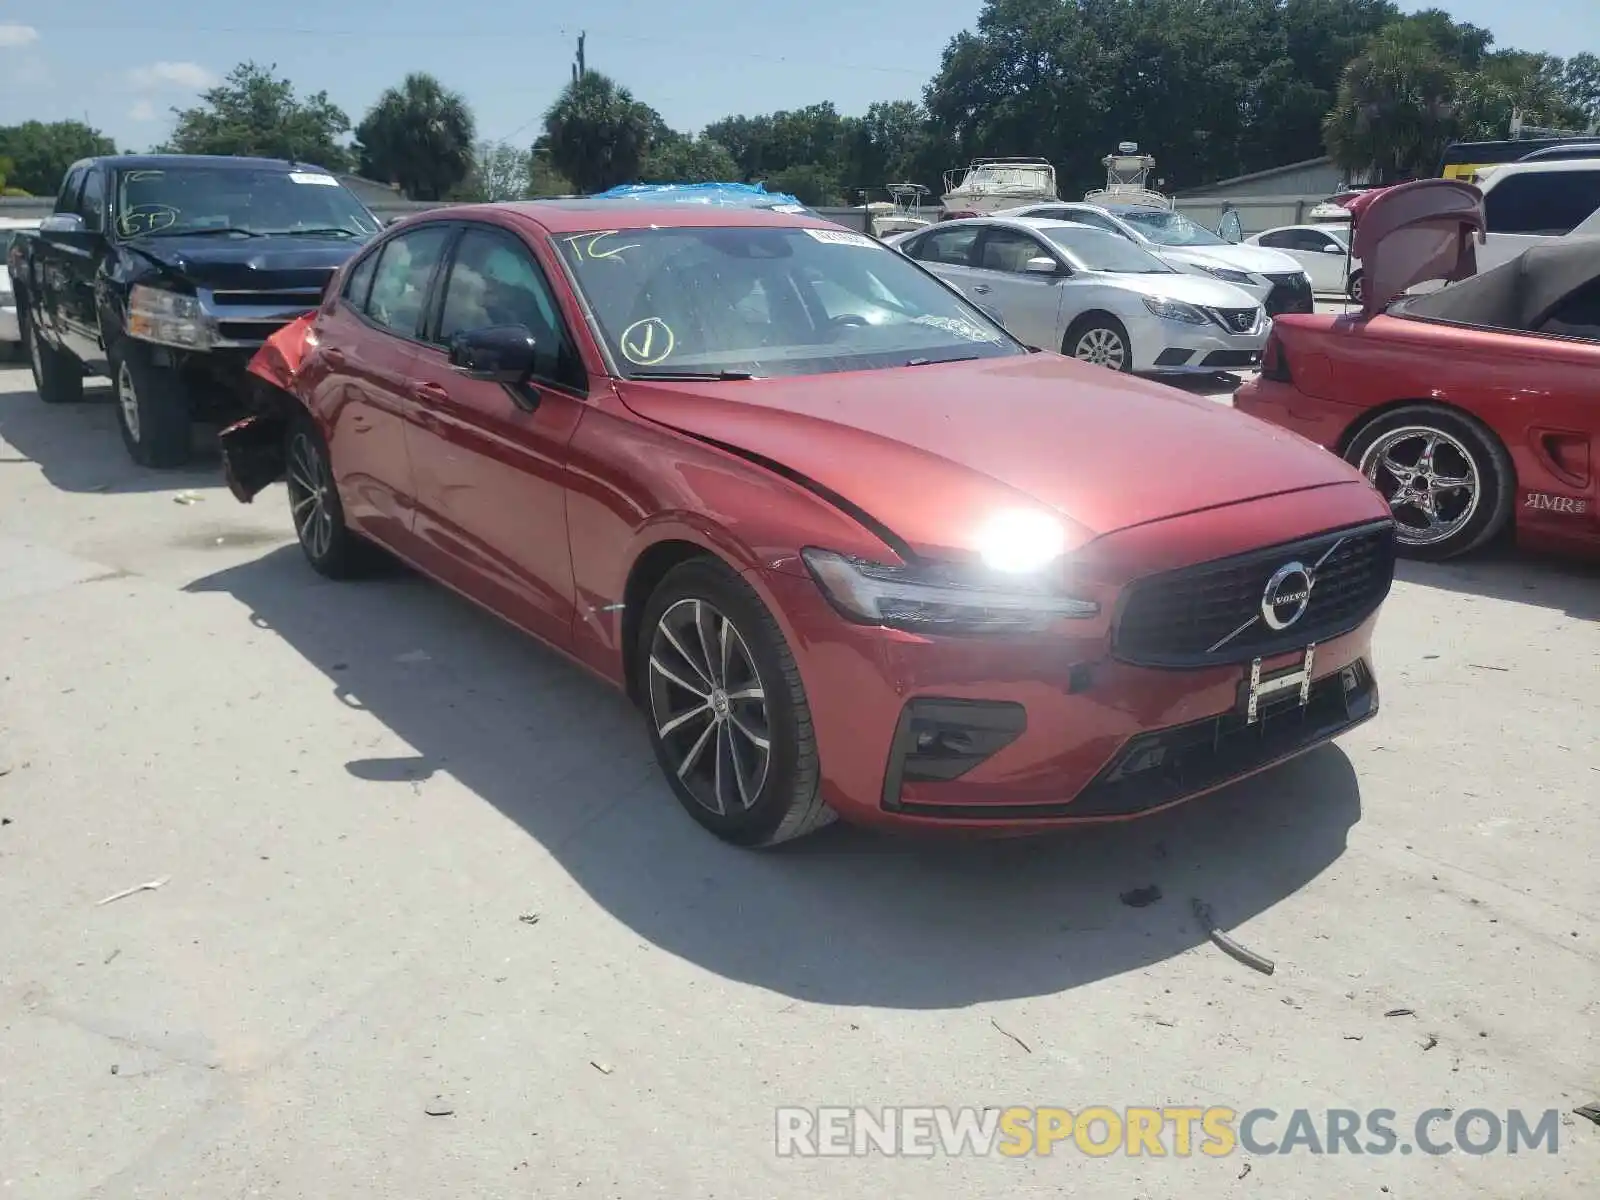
1261, 561, 1314, 630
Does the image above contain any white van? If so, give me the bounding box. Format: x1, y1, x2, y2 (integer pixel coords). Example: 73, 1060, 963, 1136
1471, 157, 1600, 271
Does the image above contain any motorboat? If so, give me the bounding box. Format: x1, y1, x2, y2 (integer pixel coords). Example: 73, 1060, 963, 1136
869, 183, 933, 238
1083, 143, 1173, 210
939, 159, 1057, 219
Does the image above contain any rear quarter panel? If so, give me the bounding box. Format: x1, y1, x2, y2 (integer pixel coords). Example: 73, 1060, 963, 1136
1273, 313, 1600, 555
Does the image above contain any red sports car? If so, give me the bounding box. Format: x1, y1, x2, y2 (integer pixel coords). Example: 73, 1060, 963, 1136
221, 201, 1394, 847
1236, 179, 1600, 562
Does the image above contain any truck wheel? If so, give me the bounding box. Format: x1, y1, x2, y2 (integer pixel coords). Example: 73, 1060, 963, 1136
29, 322, 84, 404
111, 342, 193, 468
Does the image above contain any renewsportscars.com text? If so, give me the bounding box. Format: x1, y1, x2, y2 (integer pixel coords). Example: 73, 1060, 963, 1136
774, 1106, 1563, 1158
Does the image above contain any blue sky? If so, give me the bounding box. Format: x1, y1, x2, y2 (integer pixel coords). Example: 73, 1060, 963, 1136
1, 1, 1594, 154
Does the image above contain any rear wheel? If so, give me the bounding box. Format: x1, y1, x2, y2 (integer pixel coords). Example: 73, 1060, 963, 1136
111, 341, 192, 467
1064, 315, 1132, 372
285, 411, 377, 580
637, 557, 834, 848
29, 321, 84, 404
1345, 405, 1513, 561
1348, 270, 1365, 305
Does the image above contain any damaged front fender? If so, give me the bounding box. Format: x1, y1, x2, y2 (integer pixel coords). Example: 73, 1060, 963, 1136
220, 314, 318, 502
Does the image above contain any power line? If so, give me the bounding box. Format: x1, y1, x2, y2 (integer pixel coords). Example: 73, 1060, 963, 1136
24, 20, 933, 77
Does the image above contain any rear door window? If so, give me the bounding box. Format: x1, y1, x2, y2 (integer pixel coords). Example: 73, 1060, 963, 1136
362, 225, 453, 339
912, 226, 980, 265
1484, 170, 1600, 236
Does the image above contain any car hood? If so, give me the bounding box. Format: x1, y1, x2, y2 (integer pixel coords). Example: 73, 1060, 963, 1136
616, 354, 1364, 560
1158, 243, 1303, 277
1080, 269, 1261, 308
126, 233, 368, 291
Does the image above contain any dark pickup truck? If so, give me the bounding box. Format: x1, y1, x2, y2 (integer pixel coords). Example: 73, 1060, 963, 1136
9, 154, 381, 466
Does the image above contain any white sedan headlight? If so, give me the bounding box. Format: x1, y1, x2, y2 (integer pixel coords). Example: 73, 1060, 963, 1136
1143, 295, 1210, 326
127, 285, 214, 349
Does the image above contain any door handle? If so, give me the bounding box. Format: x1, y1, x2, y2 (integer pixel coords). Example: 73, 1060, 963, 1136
413, 381, 450, 405
970, 284, 992, 295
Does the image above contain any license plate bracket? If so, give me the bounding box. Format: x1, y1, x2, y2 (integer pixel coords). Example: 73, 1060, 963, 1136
1242, 644, 1316, 725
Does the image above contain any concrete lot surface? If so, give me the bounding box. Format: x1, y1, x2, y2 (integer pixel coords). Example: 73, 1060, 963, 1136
0, 362, 1596, 1199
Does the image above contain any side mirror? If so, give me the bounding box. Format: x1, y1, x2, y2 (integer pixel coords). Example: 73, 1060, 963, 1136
1218, 212, 1243, 244
40, 213, 87, 236
448, 324, 538, 384
1024, 255, 1060, 275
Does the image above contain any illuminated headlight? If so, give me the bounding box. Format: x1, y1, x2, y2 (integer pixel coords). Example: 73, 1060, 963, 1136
1143, 295, 1210, 325
801, 547, 1097, 635
1197, 264, 1255, 285
127, 285, 214, 349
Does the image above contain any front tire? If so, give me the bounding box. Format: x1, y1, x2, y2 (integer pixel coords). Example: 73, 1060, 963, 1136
637, 557, 834, 847
111, 341, 192, 467
1064, 315, 1132, 372
29, 321, 84, 404
285, 411, 377, 580
1345, 405, 1513, 561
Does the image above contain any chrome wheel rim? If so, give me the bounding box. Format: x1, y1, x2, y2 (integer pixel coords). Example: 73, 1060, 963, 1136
1350, 275, 1365, 304
1358, 425, 1480, 547
287, 431, 335, 561
1074, 327, 1126, 369
647, 597, 771, 816
116, 362, 141, 442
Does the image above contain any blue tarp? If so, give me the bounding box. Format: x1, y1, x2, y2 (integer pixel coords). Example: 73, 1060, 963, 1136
589, 182, 809, 210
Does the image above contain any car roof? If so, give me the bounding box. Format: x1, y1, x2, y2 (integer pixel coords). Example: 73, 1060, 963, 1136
71, 154, 325, 172
396, 200, 844, 236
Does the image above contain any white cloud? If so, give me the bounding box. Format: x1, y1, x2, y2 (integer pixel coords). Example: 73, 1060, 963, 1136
0, 23, 41, 48
129, 99, 158, 122
127, 61, 217, 90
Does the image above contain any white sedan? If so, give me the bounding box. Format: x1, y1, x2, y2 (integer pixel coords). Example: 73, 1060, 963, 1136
890, 217, 1269, 374
995, 201, 1313, 316
1245, 223, 1363, 302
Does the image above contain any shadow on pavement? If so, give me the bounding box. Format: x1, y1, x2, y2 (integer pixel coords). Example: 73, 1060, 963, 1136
1398, 546, 1600, 622
0, 367, 223, 495
187, 545, 1363, 1009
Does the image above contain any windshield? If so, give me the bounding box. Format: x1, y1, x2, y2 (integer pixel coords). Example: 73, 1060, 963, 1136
1116, 210, 1229, 247
556, 225, 1022, 379
114, 166, 382, 239
1038, 226, 1173, 274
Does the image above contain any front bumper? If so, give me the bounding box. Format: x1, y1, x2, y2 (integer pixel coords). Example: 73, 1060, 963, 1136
1130, 311, 1269, 374
757, 491, 1390, 833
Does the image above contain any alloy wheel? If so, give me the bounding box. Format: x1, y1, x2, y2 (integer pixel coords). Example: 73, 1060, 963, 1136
647, 597, 771, 816
1358, 425, 1480, 547
287, 430, 336, 561
116, 362, 141, 443
1074, 327, 1127, 370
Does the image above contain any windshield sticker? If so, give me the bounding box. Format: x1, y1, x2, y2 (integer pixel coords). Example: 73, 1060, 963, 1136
619, 317, 675, 365
289, 172, 340, 186
118, 205, 179, 236
563, 231, 641, 261
912, 314, 1001, 342
804, 228, 877, 249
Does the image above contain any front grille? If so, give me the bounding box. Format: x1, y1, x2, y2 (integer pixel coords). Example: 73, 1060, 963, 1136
1113, 520, 1396, 668
216, 319, 299, 343
210, 289, 324, 308
1200, 349, 1260, 368
1209, 306, 1258, 334
1263, 272, 1313, 316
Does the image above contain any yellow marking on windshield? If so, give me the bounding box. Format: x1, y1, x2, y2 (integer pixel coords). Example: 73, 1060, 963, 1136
563, 230, 641, 260
619, 317, 674, 365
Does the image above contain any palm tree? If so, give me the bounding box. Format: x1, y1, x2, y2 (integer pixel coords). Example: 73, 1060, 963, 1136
355, 73, 477, 201
541, 72, 659, 194
1324, 24, 1460, 183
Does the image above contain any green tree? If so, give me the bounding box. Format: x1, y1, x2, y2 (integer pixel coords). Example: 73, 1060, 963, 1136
527, 146, 576, 196
845, 101, 931, 192
542, 72, 658, 193
640, 134, 739, 183
165, 62, 352, 171
1456, 51, 1588, 141
1561, 52, 1600, 124
1323, 20, 1461, 182
761, 164, 841, 207
452, 140, 532, 201
355, 73, 476, 200
0, 120, 118, 196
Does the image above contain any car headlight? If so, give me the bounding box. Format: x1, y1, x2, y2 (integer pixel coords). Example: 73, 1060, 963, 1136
1197, 264, 1255, 285
1142, 295, 1210, 325
127, 285, 214, 349
801, 546, 1098, 635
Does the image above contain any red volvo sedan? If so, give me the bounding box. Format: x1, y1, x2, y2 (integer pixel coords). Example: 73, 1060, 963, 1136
221, 201, 1395, 847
